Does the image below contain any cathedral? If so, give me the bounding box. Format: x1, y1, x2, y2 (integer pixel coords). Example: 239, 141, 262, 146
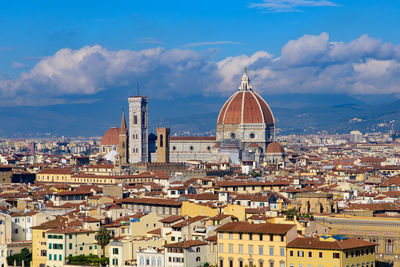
100, 68, 284, 167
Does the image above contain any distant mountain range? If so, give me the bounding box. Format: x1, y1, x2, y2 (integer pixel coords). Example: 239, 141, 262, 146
0, 93, 398, 138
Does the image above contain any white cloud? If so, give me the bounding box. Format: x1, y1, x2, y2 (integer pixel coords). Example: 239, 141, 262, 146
2, 33, 400, 106
249, 0, 337, 12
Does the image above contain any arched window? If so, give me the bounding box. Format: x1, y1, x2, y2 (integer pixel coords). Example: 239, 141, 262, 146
157, 257, 162, 266
196, 256, 201, 262
134, 115, 138, 125
160, 134, 163, 147
196, 247, 200, 252
139, 256, 144, 265
151, 256, 156, 265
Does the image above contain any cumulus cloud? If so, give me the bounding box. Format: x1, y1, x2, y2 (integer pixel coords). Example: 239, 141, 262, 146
249, 0, 337, 13
215, 33, 400, 95
2, 33, 400, 106
0, 45, 218, 106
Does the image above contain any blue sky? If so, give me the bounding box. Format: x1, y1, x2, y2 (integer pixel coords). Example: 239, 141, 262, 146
1, 0, 400, 136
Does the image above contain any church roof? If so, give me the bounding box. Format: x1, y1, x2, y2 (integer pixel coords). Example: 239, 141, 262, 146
101, 127, 120, 146
217, 69, 274, 126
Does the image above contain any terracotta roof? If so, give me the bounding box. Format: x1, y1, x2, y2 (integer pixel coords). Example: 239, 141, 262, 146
216, 222, 295, 234
160, 215, 185, 223
147, 228, 161, 235
121, 197, 182, 207
172, 216, 208, 228
266, 142, 285, 154
287, 236, 376, 250
47, 228, 95, 234
55, 190, 92, 196
101, 127, 120, 146
164, 240, 207, 248
217, 90, 274, 125
38, 168, 73, 175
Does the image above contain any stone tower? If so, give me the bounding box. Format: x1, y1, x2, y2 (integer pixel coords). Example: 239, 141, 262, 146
156, 127, 170, 163
118, 111, 128, 165
128, 94, 149, 163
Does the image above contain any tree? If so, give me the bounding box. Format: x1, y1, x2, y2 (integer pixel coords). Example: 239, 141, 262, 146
95, 227, 112, 259
7, 248, 31, 266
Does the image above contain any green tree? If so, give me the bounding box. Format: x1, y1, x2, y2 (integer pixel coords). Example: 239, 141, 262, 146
7, 248, 31, 266
95, 227, 112, 258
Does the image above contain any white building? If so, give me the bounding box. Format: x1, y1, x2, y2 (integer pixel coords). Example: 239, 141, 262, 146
164, 240, 210, 267
349, 130, 363, 143
137, 248, 164, 267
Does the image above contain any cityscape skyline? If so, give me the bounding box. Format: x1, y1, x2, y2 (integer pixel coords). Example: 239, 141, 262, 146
2, 1, 400, 137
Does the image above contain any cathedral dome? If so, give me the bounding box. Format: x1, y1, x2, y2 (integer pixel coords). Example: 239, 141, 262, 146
101, 127, 120, 146
217, 70, 274, 126
266, 141, 284, 154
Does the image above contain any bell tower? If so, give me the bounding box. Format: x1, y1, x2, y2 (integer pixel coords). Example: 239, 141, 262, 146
128, 94, 149, 163
156, 127, 170, 163
118, 111, 128, 165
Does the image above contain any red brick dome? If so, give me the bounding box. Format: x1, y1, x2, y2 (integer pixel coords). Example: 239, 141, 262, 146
266, 142, 284, 154
101, 127, 120, 146
217, 90, 274, 125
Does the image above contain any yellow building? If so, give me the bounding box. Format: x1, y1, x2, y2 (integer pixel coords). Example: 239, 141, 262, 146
315, 214, 400, 266
46, 228, 98, 267
216, 222, 298, 267
287, 235, 376, 267
32, 217, 68, 267
32, 228, 48, 267
36, 168, 73, 183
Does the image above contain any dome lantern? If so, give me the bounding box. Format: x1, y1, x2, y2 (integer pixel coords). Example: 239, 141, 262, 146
239, 67, 252, 91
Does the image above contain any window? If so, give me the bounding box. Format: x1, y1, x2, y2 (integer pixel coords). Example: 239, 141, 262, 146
289, 250, 294, 257
249, 234, 253, 240
308, 251, 313, 257
259, 234, 263, 241
270, 234, 274, 241
319, 252, 323, 258
269, 246, 274, 256
219, 244, 223, 253
69, 243, 72, 249
196, 256, 201, 262
280, 235, 284, 242
219, 233, 223, 239
333, 252, 340, 259
280, 247, 285, 256
59, 255, 62, 261
196, 247, 200, 253
239, 233, 242, 240
229, 244, 233, 254
249, 245, 253, 255
259, 245, 263, 255
134, 115, 138, 124
49, 254, 52, 261
229, 233, 233, 240
298, 251, 304, 257
239, 245, 243, 254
